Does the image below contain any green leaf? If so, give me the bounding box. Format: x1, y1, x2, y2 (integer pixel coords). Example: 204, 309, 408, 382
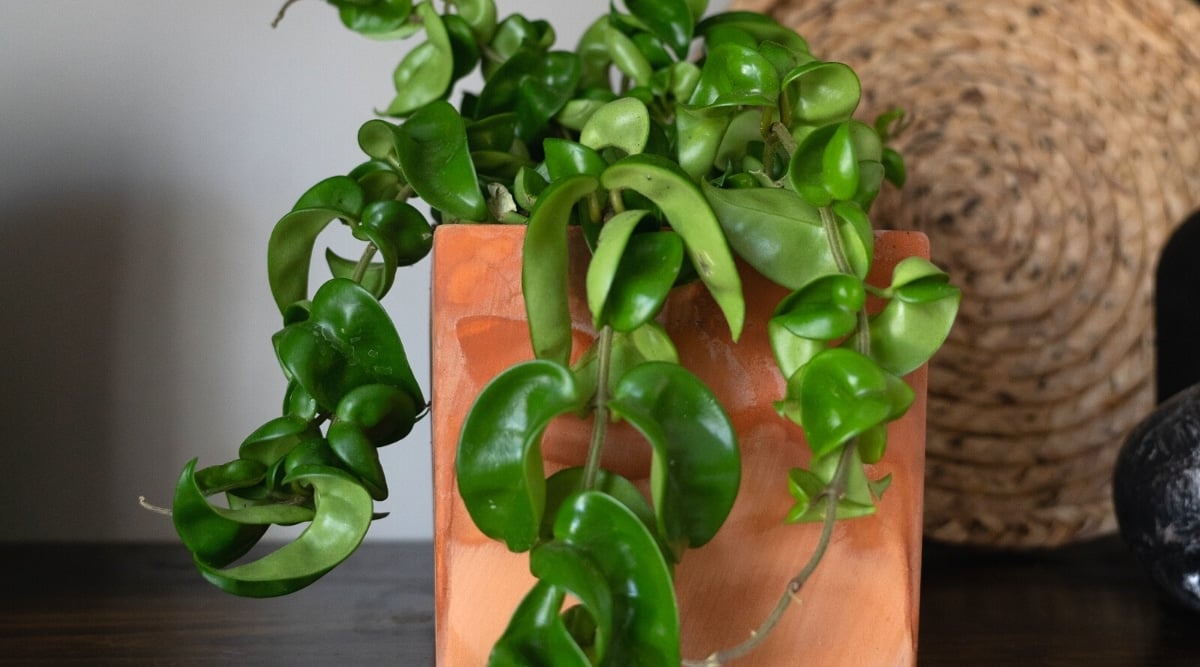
522, 174, 601, 365
586, 209, 649, 327
325, 249, 389, 298
703, 181, 853, 290
772, 273, 866, 340
326, 421, 388, 500
476, 49, 581, 143
782, 60, 861, 126
602, 154, 744, 340
540, 468, 660, 548
450, 0, 497, 41
334, 383, 418, 446
794, 349, 913, 456
394, 100, 487, 221
272, 279, 423, 412
385, 2, 453, 116
609, 362, 740, 556
603, 233, 684, 332
173, 459, 269, 567
882, 146, 906, 188
488, 582, 591, 667
528, 543, 614, 662
332, 0, 415, 38
544, 492, 681, 665
543, 139, 608, 180
603, 20, 653, 88
866, 258, 961, 376
357, 119, 401, 162
268, 176, 365, 313
194, 466, 373, 597
674, 104, 733, 180
822, 121, 859, 201
625, 0, 693, 58
579, 97, 651, 156
696, 12, 809, 55
457, 361, 581, 552
238, 416, 320, 467
687, 42, 780, 109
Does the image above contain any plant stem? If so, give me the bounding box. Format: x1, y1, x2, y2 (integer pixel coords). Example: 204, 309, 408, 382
819, 206, 871, 355
581, 326, 615, 490
352, 244, 378, 284
681, 442, 856, 666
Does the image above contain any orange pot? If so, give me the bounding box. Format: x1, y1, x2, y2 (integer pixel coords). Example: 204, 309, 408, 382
430, 225, 928, 666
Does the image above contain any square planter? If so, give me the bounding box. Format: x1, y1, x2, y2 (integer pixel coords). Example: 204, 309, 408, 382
431, 224, 927, 666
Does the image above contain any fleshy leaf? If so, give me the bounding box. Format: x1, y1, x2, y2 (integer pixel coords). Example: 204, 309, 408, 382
194, 466, 373, 597
394, 100, 487, 221
609, 362, 740, 556
457, 360, 581, 552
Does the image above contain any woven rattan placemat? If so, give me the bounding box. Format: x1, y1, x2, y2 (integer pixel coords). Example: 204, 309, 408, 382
732, 0, 1200, 546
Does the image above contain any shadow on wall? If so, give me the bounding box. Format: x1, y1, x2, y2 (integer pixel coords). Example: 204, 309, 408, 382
0, 188, 176, 541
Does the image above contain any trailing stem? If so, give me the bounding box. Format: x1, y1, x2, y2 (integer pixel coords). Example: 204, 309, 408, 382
581, 326, 615, 490
681, 442, 857, 666
819, 205, 872, 357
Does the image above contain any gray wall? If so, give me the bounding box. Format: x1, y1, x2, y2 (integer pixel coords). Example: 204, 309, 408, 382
0, 0, 728, 541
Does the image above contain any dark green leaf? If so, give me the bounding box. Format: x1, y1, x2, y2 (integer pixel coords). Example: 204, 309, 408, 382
782, 60, 861, 126
793, 348, 912, 456
268, 176, 365, 313
543, 139, 608, 180
687, 42, 780, 109
395, 100, 487, 221
457, 361, 581, 552
626, 0, 693, 58
772, 273, 866, 340
609, 362, 740, 556
173, 458, 268, 567
194, 466, 373, 597
866, 258, 961, 376
239, 416, 320, 467
488, 582, 591, 667
326, 421, 388, 500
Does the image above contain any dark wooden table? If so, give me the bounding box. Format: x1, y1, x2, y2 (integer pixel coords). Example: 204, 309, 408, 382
1, 536, 1196, 665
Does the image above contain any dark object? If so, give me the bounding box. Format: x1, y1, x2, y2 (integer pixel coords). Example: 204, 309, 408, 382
4, 539, 1199, 665
1113, 383, 1200, 613
1156, 210, 1200, 402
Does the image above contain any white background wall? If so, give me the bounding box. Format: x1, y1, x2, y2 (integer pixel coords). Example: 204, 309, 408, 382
0, 0, 727, 541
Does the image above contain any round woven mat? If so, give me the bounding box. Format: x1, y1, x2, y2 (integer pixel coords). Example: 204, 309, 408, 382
732, 0, 1200, 547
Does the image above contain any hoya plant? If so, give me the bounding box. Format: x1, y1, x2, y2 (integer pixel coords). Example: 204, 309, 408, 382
166, 0, 959, 663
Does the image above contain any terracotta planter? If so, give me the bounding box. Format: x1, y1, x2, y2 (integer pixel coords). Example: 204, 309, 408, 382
431, 225, 928, 666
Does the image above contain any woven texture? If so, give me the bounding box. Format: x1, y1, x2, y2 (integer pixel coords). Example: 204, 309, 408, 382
732, 0, 1200, 546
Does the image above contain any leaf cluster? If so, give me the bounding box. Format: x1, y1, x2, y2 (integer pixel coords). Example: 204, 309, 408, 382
169, 0, 960, 662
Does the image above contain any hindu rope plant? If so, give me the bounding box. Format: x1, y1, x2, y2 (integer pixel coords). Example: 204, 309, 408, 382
166, 0, 960, 663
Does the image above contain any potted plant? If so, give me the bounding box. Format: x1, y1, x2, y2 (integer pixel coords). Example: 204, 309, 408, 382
164, 0, 959, 663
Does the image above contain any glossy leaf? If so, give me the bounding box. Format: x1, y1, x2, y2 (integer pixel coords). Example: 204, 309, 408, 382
528, 543, 614, 662
457, 361, 581, 552
332, 0, 415, 38
794, 348, 913, 456
786, 446, 881, 523
704, 181, 855, 290
769, 320, 824, 382
603, 20, 653, 88
327, 421, 387, 500
238, 416, 320, 467
442, 13, 482, 83
543, 139, 608, 180
822, 121, 859, 201
194, 466, 373, 597
547, 492, 680, 665
394, 100, 487, 221
272, 278, 423, 412
268, 176, 365, 312
522, 174, 600, 365
604, 233, 684, 332
773, 273, 866, 341
609, 362, 740, 556
173, 458, 269, 567
586, 209, 648, 326
625, 0, 693, 58
571, 322, 680, 403
451, 0, 497, 41
866, 258, 961, 376
695, 11, 809, 55
335, 383, 418, 446
357, 119, 401, 162
477, 49, 581, 143
540, 468, 659, 547
602, 154, 744, 340
385, 2, 453, 116
579, 97, 650, 156
489, 582, 591, 667
687, 42, 780, 109
783, 60, 861, 126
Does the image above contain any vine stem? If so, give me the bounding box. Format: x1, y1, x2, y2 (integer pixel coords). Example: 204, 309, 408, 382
682, 442, 857, 666
819, 205, 872, 356
581, 326, 615, 490
352, 243, 379, 284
